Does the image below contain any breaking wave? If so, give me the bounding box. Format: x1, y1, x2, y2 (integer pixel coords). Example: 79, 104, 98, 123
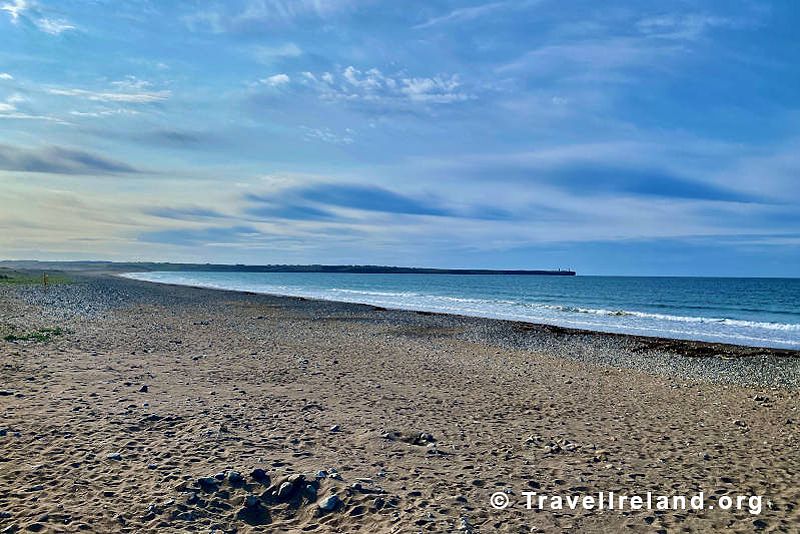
121, 272, 800, 349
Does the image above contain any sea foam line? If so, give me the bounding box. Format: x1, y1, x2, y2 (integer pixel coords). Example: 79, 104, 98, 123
120, 272, 800, 348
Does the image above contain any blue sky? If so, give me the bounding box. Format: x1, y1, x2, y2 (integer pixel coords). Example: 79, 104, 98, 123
1, 0, 798, 276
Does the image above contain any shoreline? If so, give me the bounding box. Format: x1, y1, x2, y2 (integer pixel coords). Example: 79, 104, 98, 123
118, 272, 800, 361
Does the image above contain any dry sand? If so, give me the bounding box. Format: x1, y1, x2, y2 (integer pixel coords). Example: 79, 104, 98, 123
1, 274, 798, 533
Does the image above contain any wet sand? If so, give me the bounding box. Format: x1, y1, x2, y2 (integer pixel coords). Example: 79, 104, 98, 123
1, 273, 798, 532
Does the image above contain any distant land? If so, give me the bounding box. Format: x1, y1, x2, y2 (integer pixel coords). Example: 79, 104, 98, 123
0, 261, 576, 276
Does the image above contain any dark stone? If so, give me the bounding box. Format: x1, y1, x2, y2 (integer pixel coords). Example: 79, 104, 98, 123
236, 503, 270, 526
318, 494, 342, 512
197, 477, 218, 492
250, 468, 270, 484
276, 482, 294, 500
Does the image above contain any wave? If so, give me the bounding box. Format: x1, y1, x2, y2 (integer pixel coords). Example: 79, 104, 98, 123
320, 290, 800, 332
120, 272, 800, 349
529, 304, 800, 332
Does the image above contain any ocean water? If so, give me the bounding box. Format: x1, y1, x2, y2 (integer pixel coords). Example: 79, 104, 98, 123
122, 272, 800, 349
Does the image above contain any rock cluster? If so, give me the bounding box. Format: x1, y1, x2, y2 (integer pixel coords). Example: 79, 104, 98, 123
525, 435, 580, 454
382, 430, 437, 446
143, 467, 395, 530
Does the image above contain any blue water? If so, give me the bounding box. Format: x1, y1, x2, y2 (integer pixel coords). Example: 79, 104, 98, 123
122, 272, 800, 349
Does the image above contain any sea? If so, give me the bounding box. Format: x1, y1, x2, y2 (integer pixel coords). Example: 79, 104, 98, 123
121, 272, 800, 350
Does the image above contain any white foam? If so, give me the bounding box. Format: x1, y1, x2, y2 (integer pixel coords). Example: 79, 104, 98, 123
120, 272, 800, 349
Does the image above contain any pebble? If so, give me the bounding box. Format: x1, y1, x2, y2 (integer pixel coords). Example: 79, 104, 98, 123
277, 481, 294, 499
106, 452, 122, 461
139, 385, 148, 393
227, 470, 243, 484
197, 477, 218, 491
318, 494, 342, 512
250, 468, 269, 483
175, 511, 195, 521
418, 432, 435, 444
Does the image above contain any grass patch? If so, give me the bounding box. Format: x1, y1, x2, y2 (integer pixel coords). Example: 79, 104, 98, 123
3, 327, 65, 343
0, 269, 71, 285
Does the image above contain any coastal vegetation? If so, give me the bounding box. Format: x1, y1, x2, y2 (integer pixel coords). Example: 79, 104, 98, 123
3, 326, 65, 343
0, 268, 71, 285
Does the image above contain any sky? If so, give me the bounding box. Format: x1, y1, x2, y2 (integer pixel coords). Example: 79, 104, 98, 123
1, 0, 798, 276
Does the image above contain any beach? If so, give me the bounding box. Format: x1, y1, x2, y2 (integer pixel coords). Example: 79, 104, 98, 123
1, 272, 798, 533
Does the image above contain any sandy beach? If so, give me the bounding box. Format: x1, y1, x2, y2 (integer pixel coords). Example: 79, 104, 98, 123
1, 272, 798, 533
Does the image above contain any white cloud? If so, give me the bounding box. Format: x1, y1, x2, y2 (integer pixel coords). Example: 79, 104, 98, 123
414, 0, 540, 29
0, 72, 13, 80
186, 0, 358, 33
109, 76, 156, 91
48, 81, 170, 103
713, 140, 800, 201
497, 10, 754, 85
69, 108, 140, 118
1, 0, 26, 22
0, 104, 69, 124
636, 14, 739, 41
260, 73, 290, 87
300, 126, 354, 145
0, 95, 24, 114
35, 16, 74, 34
401, 76, 467, 103
298, 66, 470, 107
1, 0, 76, 34
253, 43, 302, 63
497, 37, 681, 84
